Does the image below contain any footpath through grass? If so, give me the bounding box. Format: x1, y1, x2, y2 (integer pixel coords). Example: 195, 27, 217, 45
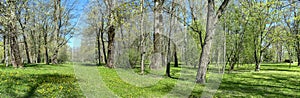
0, 64, 84, 98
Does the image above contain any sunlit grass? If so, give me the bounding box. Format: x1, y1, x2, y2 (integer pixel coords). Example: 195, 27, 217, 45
0, 64, 84, 98
99, 63, 300, 97
1, 63, 300, 97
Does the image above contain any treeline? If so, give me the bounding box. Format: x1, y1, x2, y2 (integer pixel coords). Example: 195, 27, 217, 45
0, 0, 75, 67
77, 0, 300, 83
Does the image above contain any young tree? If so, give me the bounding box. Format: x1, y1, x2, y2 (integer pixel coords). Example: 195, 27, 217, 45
196, 0, 230, 84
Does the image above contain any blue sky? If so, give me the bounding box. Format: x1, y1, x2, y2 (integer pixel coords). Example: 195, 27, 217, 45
68, 0, 89, 48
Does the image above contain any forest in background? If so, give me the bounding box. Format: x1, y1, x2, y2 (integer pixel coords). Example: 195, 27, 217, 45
0, 0, 300, 84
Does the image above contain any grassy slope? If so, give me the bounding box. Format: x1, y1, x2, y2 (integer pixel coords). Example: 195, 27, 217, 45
0, 64, 84, 98
99, 63, 300, 98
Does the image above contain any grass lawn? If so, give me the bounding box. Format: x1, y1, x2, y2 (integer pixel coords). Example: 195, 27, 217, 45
0, 63, 84, 98
1, 63, 300, 97
98, 63, 300, 97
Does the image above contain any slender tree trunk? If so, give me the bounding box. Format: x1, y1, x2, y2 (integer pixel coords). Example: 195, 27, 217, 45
18, 15, 31, 64
37, 33, 42, 63
97, 29, 101, 66
140, 0, 145, 74
196, 0, 217, 83
4, 34, 9, 67
22, 34, 31, 64
2, 35, 6, 63
166, 1, 175, 77
195, 0, 229, 83
101, 31, 107, 64
297, 41, 300, 67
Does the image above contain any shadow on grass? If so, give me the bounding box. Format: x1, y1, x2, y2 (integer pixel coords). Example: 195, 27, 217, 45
0, 73, 81, 98
213, 72, 300, 97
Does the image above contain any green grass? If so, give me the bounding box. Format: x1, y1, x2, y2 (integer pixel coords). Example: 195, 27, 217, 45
98, 63, 300, 97
1, 63, 300, 97
0, 64, 84, 98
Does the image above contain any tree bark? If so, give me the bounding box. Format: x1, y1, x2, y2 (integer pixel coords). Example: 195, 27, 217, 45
43, 26, 49, 65
150, 0, 164, 70
195, 0, 230, 84
4, 34, 9, 67
18, 21, 31, 64
51, 0, 61, 64
9, 25, 23, 68
107, 25, 115, 68
101, 31, 107, 64
140, 0, 145, 74
196, 0, 216, 83
174, 47, 178, 67
96, 28, 101, 65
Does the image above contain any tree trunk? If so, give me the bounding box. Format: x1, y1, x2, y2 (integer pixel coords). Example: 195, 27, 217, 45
255, 62, 261, 71
18, 14, 31, 64
150, 0, 164, 70
22, 34, 31, 64
44, 29, 49, 65
9, 26, 23, 68
195, 0, 217, 84
37, 33, 42, 63
51, 49, 59, 64
52, 0, 61, 64
140, 0, 145, 74
107, 25, 115, 68
174, 47, 178, 67
97, 28, 101, 66
101, 31, 107, 64
4, 34, 9, 67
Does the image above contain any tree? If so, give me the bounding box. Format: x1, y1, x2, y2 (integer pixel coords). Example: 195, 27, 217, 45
140, 0, 145, 74
150, 0, 165, 69
196, 0, 230, 84
283, 0, 300, 66
3, 0, 24, 68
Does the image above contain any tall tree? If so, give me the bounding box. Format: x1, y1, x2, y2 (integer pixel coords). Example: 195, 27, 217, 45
7, 0, 23, 68
196, 0, 230, 84
140, 0, 145, 74
17, 1, 31, 64
105, 0, 116, 68
150, 0, 165, 69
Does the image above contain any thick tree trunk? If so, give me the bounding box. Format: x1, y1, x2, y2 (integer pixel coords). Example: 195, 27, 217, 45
44, 31, 49, 65
107, 25, 115, 68
174, 48, 178, 67
255, 51, 262, 71
51, 49, 59, 64
195, 0, 217, 84
150, 0, 164, 70
10, 26, 23, 68
255, 62, 261, 71
52, 0, 61, 64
